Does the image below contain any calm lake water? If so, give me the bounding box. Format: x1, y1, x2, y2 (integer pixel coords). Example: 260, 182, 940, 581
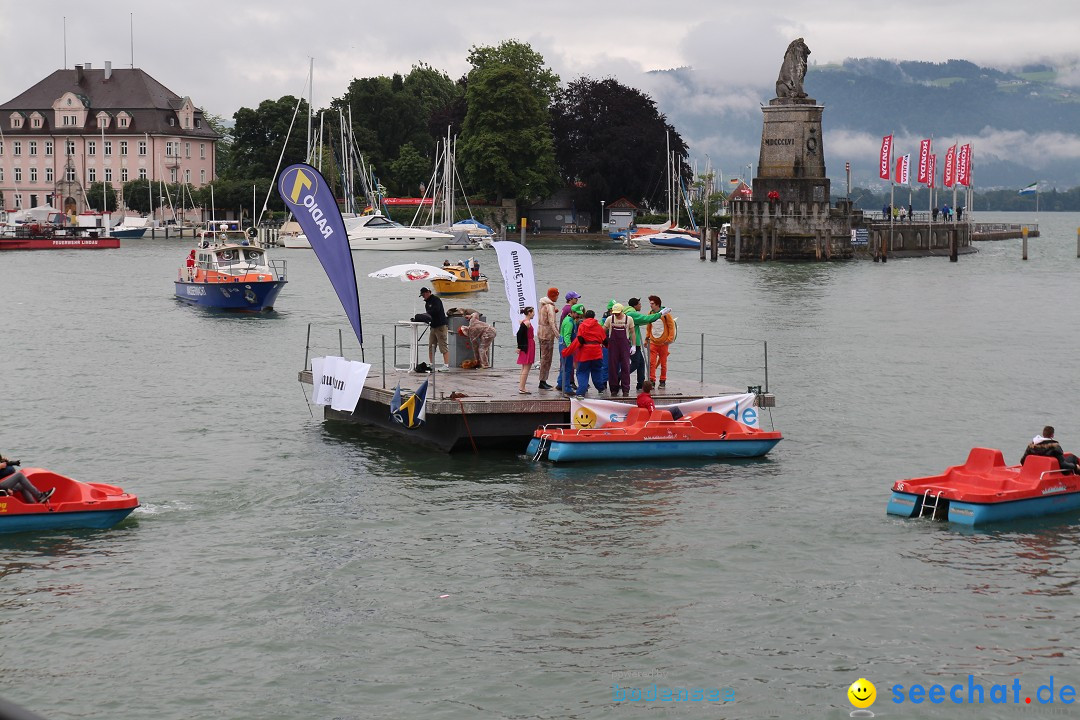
2, 212, 1080, 719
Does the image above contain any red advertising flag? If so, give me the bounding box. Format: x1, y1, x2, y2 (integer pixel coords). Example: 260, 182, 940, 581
928, 154, 937, 189
879, 135, 893, 180
917, 138, 932, 184
943, 144, 957, 188
957, 144, 972, 186
894, 154, 910, 184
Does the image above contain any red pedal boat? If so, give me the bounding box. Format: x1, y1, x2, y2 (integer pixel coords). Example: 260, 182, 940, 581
886, 448, 1080, 526
0, 468, 139, 533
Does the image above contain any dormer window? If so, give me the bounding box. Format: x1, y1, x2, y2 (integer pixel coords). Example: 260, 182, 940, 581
10, 114, 23, 129
97, 112, 110, 129
118, 116, 129, 128
169, 117, 175, 127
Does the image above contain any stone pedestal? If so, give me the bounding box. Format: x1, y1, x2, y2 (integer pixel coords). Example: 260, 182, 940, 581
753, 98, 829, 206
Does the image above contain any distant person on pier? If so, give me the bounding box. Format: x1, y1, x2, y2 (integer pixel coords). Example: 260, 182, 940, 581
419, 287, 450, 370
562, 310, 606, 399
560, 291, 581, 324
957, 206, 964, 222
0, 455, 54, 503
907, 204, 913, 222
516, 307, 536, 394
932, 207, 939, 222
1021, 426, 1079, 474
537, 288, 560, 390
883, 204, 890, 220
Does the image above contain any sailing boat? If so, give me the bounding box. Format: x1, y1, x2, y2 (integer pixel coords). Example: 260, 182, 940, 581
412, 128, 493, 249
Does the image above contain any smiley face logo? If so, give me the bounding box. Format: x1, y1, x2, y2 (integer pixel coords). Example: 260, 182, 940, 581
572, 406, 597, 429
847, 678, 876, 709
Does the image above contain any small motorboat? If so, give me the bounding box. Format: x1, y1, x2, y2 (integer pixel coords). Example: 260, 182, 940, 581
886, 448, 1080, 526
0, 468, 139, 533
431, 263, 488, 295
527, 407, 782, 462
175, 223, 287, 312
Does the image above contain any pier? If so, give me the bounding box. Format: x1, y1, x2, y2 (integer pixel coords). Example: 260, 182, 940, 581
299, 366, 775, 453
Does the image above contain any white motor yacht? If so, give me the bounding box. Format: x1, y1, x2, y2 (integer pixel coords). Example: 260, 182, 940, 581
282, 213, 452, 251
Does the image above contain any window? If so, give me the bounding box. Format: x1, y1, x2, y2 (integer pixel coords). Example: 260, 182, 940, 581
13, 141, 21, 156
66, 140, 76, 155
10, 115, 22, 129
13, 193, 21, 208
0, 140, 5, 155
168, 117, 175, 126
138, 168, 147, 180
138, 140, 147, 156
104, 168, 113, 182
29, 167, 37, 183
121, 168, 128, 182
184, 116, 190, 129
195, 119, 201, 128
165, 142, 174, 157
184, 169, 191, 183
28, 141, 37, 156
14, 167, 22, 182
200, 143, 206, 159
45, 167, 53, 182
87, 168, 96, 183
104, 141, 112, 156
87, 140, 96, 156
200, 169, 206, 184
169, 167, 177, 182
62, 116, 69, 126
30, 194, 38, 208
119, 116, 128, 128
69, 114, 78, 125
120, 141, 128, 156
32, 117, 41, 128
0, 168, 4, 182
65, 165, 76, 182
45, 141, 53, 156
185, 142, 190, 158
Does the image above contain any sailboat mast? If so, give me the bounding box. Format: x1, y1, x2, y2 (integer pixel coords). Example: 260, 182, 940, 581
306, 58, 313, 163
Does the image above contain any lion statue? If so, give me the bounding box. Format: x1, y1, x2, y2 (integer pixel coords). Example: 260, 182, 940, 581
775, 38, 811, 99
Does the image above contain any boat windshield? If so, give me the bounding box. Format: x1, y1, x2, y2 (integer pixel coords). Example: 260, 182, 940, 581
362, 216, 403, 228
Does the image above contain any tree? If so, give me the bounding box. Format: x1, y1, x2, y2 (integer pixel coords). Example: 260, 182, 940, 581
389, 143, 432, 197
227, 96, 309, 180
551, 77, 690, 228
84, 182, 118, 212
459, 42, 560, 201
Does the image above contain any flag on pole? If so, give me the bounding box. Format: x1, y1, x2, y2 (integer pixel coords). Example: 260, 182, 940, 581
943, 144, 957, 188
928, 154, 937, 189
879, 135, 893, 180
957, 144, 972, 186
917, 138, 933, 184
1019, 182, 1038, 195
894, 154, 910, 185
392, 380, 428, 428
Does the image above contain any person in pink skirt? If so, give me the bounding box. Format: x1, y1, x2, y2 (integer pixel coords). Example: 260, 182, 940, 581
516, 307, 536, 394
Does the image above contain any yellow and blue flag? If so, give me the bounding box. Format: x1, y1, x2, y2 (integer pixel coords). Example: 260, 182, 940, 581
391, 380, 428, 429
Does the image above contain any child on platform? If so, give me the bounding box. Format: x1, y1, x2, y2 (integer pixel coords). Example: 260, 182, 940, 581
636, 380, 655, 413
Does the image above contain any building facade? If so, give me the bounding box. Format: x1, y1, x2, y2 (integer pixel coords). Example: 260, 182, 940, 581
0, 62, 219, 214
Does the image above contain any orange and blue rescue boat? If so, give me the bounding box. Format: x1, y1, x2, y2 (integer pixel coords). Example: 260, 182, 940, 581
527, 407, 782, 462
175, 224, 287, 312
0, 468, 139, 533
886, 448, 1080, 526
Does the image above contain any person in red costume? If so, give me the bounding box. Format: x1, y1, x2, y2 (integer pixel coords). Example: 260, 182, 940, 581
561, 309, 607, 399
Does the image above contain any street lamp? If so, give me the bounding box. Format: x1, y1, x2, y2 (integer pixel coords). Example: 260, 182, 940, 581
600, 200, 605, 231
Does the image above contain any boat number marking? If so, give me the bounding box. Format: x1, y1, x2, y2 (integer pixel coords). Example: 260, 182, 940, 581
186, 286, 206, 296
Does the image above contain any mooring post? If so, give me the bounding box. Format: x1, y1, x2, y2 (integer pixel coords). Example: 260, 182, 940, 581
1076, 227, 1079, 258
339, 329, 344, 357
700, 333, 705, 383
734, 227, 741, 262
710, 229, 718, 262
1022, 226, 1029, 260
950, 228, 958, 262
304, 322, 312, 370
381, 335, 386, 389
699, 232, 706, 261
764, 340, 769, 393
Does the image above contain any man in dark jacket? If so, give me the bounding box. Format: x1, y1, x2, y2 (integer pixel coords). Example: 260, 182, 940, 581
1021, 426, 1079, 474
419, 287, 450, 369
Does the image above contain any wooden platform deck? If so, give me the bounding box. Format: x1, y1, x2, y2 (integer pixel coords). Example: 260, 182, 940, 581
299, 366, 774, 452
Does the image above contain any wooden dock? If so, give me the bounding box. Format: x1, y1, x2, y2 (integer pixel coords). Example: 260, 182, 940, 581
971, 222, 1039, 241
299, 366, 774, 452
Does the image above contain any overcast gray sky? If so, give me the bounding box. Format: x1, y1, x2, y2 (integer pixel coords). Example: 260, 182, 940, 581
4, 1, 1079, 184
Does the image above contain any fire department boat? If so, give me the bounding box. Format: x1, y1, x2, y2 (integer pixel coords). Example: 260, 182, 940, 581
0, 468, 139, 534
886, 448, 1080, 526
527, 407, 783, 462
175, 223, 287, 311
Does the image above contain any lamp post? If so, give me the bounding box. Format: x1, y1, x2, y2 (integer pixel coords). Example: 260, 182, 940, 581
600, 200, 605, 232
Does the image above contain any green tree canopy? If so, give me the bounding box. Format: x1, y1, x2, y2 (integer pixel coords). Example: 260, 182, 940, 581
551, 77, 689, 226
467, 40, 559, 105
227, 96, 309, 180
389, 143, 432, 197
84, 182, 118, 212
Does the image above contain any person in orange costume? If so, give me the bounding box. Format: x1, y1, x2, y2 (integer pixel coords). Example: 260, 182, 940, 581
646, 295, 675, 388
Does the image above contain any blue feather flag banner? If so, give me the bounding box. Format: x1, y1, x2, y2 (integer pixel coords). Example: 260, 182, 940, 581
278, 163, 363, 345
392, 380, 428, 429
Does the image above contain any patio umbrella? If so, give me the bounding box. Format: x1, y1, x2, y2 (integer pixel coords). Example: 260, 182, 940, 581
367, 263, 456, 283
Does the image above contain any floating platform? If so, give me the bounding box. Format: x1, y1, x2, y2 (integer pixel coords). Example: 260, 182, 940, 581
299, 366, 775, 453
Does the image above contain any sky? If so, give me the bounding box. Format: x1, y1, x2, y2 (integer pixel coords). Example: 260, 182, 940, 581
3, 1, 1080, 185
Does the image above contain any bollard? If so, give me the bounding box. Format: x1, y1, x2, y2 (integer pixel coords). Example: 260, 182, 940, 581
1022, 226, 1028, 260
1076, 227, 1079, 258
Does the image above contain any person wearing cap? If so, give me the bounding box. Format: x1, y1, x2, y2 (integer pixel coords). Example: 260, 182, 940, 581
537, 287, 560, 390
598, 299, 617, 390
418, 287, 450, 370
625, 297, 664, 390
562, 309, 606, 399
646, 295, 676, 388
560, 291, 581, 324
603, 302, 635, 396
558, 303, 583, 395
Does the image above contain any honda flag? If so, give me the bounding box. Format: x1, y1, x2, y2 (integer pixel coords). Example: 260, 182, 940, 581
928, 154, 937, 189
943, 144, 957, 188
917, 138, 933, 184
879, 135, 893, 180
957, 144, 972, 186
894, 154, 910, 185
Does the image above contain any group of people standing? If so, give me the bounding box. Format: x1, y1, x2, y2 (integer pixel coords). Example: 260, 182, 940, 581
519, 288, 674, 398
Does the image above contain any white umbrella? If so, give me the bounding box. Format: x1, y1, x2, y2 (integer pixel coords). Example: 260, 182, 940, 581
367, 263, 456, 282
